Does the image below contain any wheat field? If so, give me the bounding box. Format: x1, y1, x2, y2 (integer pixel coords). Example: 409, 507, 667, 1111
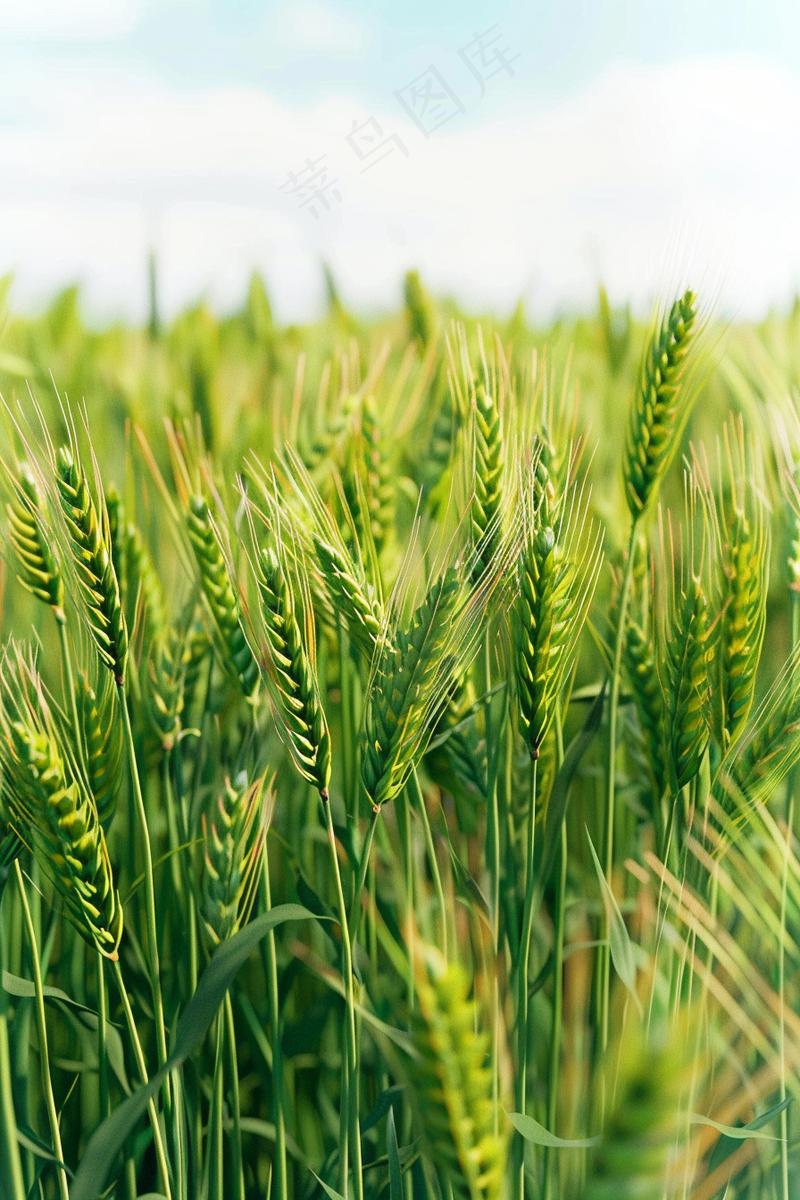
0, 270, 798, 1199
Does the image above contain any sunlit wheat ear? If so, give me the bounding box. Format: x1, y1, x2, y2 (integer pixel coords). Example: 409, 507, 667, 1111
4, 460, 65, 621
696, 418, 770, 751
513, 457, 603, 759
55, 444, 128, 685
0, 646, 123, 958
658, 481, 713, 793
255, 535, 332, 798
470, 384, 505, 579
623, 289, 699, 519
200, 774, 270, 946
408, 947, 506, 1200
185, 494, 260, 702
76, 668, 123, 830
586, 1016, 696, 1200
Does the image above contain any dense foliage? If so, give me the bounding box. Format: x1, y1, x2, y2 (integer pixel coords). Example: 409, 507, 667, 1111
0, 270, 799, 1199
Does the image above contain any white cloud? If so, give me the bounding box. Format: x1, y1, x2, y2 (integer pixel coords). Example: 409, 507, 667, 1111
0, 0, 142, 41
0, 55, 799, 322
270, 1, 370, 58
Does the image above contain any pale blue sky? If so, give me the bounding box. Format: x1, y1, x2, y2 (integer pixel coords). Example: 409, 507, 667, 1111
2, 1, 800, 320
6, 1, 800, 116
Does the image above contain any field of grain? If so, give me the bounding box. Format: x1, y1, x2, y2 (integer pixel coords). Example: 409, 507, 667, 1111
0, 270, 798, 1200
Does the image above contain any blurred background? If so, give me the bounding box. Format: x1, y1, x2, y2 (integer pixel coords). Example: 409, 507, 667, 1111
2, 0, 800, 324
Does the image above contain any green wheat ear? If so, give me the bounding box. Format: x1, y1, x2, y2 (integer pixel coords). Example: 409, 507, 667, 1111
514, 459, 603, 759
76, 669, 123, 830
6, 461, 65, 620
313, 532, 382, 661
55, 445, 128, 685
625, 605, 666, 805
624, 290, 698, 519
404, 268, 437, 348
471, 384, 505, 579
662, 574, 711, 792
146, 624, 186, 753
342, 394, 394, 558
658, 482, 713, 794
408, 948, 505, 1200
586, 1017, 695, 1200
361, 567, 462, 809
0, 649, 123, 959
256, 543, 331, 797
700, 419, 770, 752
200, 774, 269, 946
125, 521, 167, 644
186, 493, 260, 702
715, 643, 800, 815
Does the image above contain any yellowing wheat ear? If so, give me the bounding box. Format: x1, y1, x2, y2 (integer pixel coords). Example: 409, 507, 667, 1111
586, 1015, 696, 1200
408, 947, 506, 1200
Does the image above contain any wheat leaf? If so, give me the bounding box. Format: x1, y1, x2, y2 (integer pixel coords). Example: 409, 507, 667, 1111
586, 827, 642, 1014
506, 1111, 599, 1148
70, 905, 318, 1200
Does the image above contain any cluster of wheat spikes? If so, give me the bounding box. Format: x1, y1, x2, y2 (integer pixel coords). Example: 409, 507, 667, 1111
0, 272, 799, 1200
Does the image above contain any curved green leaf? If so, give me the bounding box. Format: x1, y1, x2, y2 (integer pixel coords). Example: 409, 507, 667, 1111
507, 1111, 599, 1148
71, 905, 317, 1200
586, 827, 642, 1015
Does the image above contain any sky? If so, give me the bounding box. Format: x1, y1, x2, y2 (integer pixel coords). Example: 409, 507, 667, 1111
1, 0, 800, 323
